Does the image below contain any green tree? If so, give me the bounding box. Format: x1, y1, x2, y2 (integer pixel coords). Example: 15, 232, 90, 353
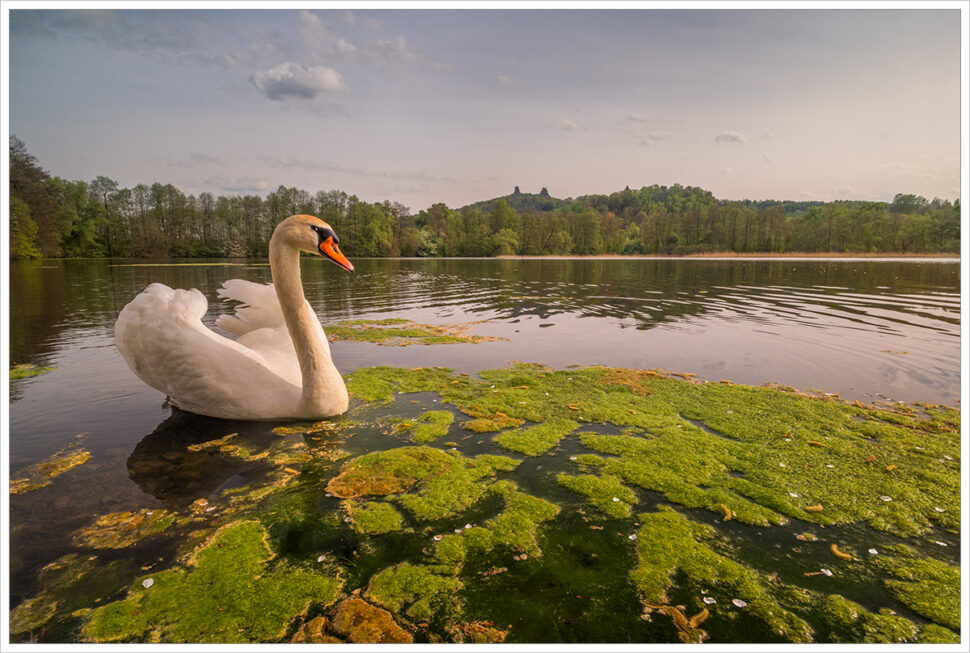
10, 196, 42, 259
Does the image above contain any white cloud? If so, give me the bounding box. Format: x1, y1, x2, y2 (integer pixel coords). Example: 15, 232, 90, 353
626, 113, 650, 123
714, 131, 746, 144
554, 117, 581, 131
249, 62, 346, 101
297, 10, 333, 48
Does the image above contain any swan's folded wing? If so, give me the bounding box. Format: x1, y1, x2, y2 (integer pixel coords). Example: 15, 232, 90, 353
215, 279, 284, 336
115, 283, 301, 420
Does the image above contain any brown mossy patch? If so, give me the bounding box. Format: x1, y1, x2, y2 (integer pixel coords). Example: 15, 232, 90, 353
326, 446, 458, 498
290, 616, 342, 643
330, 597, 413, 643
186, 432, 239, 451
72, 509, 176, 549
446, 620, 509, 643
10, 433, 92, 494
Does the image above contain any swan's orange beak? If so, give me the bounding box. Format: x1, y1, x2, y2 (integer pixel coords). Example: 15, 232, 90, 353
320, 236, 354, 272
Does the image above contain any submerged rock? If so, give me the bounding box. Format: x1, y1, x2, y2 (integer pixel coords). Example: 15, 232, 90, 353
10, 433, 92, 494
330, 597, 412, 643
73, 509, 176, 549
9, 596, 58, 635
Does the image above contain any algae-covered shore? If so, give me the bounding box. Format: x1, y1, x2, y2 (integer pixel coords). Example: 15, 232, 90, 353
9, 364, 961, 644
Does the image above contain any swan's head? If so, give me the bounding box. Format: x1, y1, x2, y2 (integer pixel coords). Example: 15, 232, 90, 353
276, 214, 354, 272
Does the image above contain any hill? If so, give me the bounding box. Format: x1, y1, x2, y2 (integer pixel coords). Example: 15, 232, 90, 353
464, 186, 566, 213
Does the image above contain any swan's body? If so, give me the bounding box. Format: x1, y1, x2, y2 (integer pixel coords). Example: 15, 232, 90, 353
115, 215, 354, 421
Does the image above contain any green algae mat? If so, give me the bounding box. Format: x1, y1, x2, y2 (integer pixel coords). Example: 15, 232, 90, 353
10, 364, 961, 644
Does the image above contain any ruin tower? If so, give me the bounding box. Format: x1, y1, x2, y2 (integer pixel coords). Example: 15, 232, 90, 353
539, 187, 550, 197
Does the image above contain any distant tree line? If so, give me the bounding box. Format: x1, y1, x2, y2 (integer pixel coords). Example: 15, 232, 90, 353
9, 136, 960, 259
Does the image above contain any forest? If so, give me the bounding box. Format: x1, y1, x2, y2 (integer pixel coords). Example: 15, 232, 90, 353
9, 137, 961, 259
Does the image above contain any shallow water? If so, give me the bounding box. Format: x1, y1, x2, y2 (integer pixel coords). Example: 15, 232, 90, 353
6, 257, 962, 643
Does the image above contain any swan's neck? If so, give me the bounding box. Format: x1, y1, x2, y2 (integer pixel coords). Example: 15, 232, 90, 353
269, 241, 347, 416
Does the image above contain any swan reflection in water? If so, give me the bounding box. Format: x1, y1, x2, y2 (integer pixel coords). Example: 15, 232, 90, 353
126, 408, 285, 510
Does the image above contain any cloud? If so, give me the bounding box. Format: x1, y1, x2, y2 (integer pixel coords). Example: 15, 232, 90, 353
627, 128, 675, 147
168, 152, 227, 168
249, 62, 346, 101
296, 10, 334, 48
714, 131, 746, 144
553, 117, 581, 131
258, 155, 455, 183
205, 175, 271, 193
625, 113, 650, 123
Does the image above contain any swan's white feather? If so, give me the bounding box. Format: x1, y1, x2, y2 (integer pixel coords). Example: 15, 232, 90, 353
215, 279, 284, 336
115, 283, 303, 420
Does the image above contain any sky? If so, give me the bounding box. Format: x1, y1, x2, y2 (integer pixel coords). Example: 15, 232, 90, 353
3, 4, 965, 213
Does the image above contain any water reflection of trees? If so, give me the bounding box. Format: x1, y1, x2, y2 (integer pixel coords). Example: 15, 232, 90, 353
305, 258, 961, 330
9, 258, 960, 368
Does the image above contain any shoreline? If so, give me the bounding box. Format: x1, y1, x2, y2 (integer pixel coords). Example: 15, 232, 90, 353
15, 251, 961, 263
495, 252, 959, 260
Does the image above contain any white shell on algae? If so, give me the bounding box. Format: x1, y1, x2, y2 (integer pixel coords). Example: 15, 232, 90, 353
142, 578, 154, 589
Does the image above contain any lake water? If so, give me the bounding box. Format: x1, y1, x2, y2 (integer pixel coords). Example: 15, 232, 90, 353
5, 257, 962, 643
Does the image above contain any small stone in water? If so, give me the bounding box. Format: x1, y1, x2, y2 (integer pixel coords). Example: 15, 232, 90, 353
569, 456, 577, 461
826, 464, 834, 468
612, 497, 620, 502
703, 596, 716, 605
142, 578, 154, 589
943, 455, 953, 460
732, 599, 747, 608
789, 492, 798, 498
454, 528, 463, 534
465, 524, 473, 529
433, 534, 443, 541
628, 534, 637, 541
317, 555, 327, 562
880, 496, 893, 502
821, 568, 833, 577
935, 507, 945, 513
934, 541, 948, 547
868, 549, 879, 555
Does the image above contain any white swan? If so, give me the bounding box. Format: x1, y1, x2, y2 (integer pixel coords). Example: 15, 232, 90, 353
115, 214, 354, 421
